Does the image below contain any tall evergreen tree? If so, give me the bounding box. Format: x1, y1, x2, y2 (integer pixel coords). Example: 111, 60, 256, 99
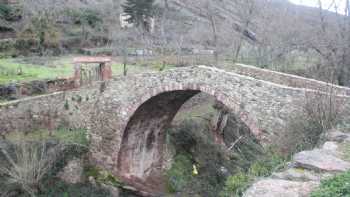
122, 0, 155, 32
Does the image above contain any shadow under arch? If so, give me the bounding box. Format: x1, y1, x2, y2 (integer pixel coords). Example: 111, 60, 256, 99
116, 87, 261, 194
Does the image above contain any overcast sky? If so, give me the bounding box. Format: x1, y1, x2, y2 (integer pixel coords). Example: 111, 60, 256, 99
289, 0, 348, 14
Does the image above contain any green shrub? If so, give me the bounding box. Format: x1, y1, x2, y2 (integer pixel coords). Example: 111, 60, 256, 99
249, 162, 270, 177
0, 3, 10, 13
65, 8, 102, 28
0, 3, 11, 19
311, 171, 350, 197
85, 166, 123, 187
249, 150, 286, 177
166, 153, 193, 193
220, 152, 285, 197
80, 9, 102, 28
64, 100, 70, 110
0, 3, 21, 22
166, 119, 232, 196
76, 95, 82, 103
221, 173, 251, 197
12, 39, 40, 56
0, 39, 15, 51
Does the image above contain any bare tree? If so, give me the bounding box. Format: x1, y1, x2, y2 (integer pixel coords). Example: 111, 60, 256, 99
18, 0, 67, 54
230, 0, 257, 62
310, 0, 350, 85
204, 0, 220, 64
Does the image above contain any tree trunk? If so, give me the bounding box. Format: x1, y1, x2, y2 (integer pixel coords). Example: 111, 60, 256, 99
211, 111, 228, 146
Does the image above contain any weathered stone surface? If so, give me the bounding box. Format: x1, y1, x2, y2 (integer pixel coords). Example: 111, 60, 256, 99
245, 139, 350, 197
101, 184, 120, 197
322, 141, 339, 153
0, 82, 102, 136
325, 130, 350, 142
233, 64, 350, 96
58, 158, 84, 184
272, 168, 323, 182
243, 179, 319, 197
293, 149, 350, 172
0, 79, 75, 100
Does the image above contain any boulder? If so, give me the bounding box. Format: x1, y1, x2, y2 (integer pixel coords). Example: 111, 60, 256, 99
58, 158, 84, 184
101, 184, 120, 197
293, 149, 350, 172
325, 130, 350, 142
243, 179, 319, 197
322, 141, 339, 153
272, 168, 323, 182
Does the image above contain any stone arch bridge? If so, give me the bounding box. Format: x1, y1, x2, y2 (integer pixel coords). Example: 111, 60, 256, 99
87, 65, 350, 195
1, 65, 350, 196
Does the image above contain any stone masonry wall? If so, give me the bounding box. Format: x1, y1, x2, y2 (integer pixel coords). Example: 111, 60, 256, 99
0, 82, 103, 137
232, 64, 350, 96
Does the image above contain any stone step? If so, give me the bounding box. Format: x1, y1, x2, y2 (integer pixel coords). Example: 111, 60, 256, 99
243, 179, 319, 197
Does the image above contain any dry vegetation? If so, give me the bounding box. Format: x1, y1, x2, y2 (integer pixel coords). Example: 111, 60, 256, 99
0, 141, 64, 196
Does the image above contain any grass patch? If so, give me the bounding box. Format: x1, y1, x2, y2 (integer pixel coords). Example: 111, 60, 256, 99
5, 128, 88, 145
311, 171, 350, 197
0, 57, 74, 84
0, 56, 176, 85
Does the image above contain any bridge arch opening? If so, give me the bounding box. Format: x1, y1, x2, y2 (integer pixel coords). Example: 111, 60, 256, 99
116, 89, 260, 194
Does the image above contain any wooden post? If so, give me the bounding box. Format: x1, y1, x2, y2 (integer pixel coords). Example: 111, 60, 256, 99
73, 63, 81, 88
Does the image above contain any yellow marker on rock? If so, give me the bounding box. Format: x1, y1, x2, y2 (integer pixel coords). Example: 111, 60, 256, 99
193, 164, 198, 175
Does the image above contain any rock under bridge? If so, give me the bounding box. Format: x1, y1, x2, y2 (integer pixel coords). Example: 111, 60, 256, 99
1, 64, 350, 196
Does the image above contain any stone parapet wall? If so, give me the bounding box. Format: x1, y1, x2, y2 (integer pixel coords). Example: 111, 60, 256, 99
231, 64, 350, 96
0, 82, 103, 137
0, 78, 77, 100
